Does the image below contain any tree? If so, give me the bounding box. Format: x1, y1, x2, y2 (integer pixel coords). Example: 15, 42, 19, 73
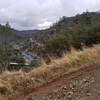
0, 22, 11, 70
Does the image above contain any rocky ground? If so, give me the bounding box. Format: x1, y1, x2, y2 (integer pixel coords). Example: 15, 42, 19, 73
20, 63, 100, 100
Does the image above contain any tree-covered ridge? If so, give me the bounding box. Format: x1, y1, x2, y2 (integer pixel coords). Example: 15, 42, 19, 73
0, 11, 100, 69
41, 12, 100, 56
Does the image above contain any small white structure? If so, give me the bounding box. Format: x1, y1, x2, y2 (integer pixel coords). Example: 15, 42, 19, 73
10, 62, 18, 65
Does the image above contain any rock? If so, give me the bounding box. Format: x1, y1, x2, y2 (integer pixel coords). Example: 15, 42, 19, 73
67, 91, 73, 99
96, 91, 100, 94
86, 92, 91, 96
69, 83, 75, 90
0, 79, 10, 95
42, 96, 46, 99
63, 86, 67, 90
28, 96, 35, 100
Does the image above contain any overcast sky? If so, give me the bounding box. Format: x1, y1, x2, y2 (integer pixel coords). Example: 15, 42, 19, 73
0, 0, 100, 30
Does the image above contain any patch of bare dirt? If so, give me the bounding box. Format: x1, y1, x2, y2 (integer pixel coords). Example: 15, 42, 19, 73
12, 62, 100, 100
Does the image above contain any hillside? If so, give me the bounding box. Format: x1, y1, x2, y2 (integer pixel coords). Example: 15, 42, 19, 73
0, 44, 100, 100
21, 62, 100, 100
0, 0, 100, 99
0, 12, 100, 46
10, 12, 100, 63
0, 11, 100, 69
0, 24, 38, 44
29, 12, 100, 43
0, 25, 23, 44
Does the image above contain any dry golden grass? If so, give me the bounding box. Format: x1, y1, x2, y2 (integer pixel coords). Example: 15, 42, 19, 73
0, 44, 100, 99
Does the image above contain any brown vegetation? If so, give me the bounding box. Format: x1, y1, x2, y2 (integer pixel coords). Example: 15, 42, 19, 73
0, 44, 100, 99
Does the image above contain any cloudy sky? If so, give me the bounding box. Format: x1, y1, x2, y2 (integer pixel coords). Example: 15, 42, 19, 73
0, 0, 100, 30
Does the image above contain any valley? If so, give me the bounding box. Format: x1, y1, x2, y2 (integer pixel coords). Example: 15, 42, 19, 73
0, 11, 100, 100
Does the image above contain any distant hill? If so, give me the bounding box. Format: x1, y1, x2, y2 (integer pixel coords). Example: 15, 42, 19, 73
31, 11, 100, 55
16, 11, 100, 44
0, 11, 100, 68
0, 25, 22, 44
0, 11, 100, 48
0, 24, 41, 45
15, 30, 39, 38
30, 12, 100, 42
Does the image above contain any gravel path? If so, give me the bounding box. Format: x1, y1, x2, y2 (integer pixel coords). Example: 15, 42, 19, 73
20, 62, 100, 100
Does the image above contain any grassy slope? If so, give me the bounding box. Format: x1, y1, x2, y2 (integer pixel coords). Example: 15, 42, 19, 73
0, 44, 100, 99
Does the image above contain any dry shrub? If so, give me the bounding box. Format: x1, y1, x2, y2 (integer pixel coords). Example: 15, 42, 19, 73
0, 44, 100, 99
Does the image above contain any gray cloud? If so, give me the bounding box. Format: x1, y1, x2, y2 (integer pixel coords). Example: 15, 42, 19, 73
0, 0, 100, 30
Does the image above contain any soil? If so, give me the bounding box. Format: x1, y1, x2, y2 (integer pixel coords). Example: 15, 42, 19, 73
17, 62, 100, 100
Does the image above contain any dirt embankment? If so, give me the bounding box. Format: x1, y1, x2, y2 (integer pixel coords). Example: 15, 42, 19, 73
19, 62, 100, 100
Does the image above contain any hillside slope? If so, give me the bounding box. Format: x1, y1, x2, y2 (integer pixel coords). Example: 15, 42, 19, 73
29, 12, 100, 43
0, 12, 100, 50
0, 25, 23, 44
21, 62, 100, 100
0, 44, 100, 100
27, 12, 100, 57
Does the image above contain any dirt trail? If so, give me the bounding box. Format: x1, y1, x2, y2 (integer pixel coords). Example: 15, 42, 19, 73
20, 62, 100, 100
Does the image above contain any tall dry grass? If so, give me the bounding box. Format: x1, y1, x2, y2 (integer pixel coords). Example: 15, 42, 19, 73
0, 44, 100, 99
